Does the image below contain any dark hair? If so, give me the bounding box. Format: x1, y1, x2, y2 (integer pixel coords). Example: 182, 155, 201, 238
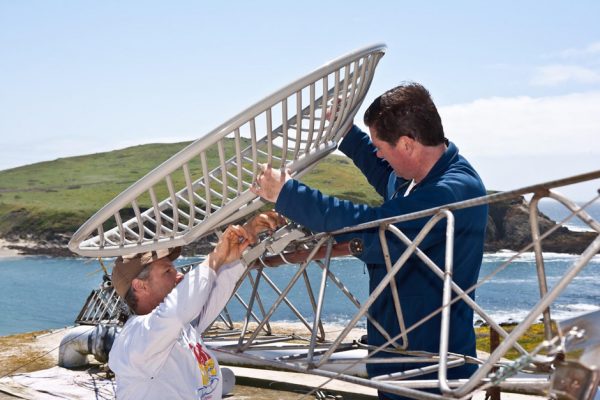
363, 82, 445, 146
124, 286, 139, 312
123, 264, 152, 313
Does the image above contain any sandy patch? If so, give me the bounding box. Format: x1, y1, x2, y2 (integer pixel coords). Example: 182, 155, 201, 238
0, 329, 62, 377
270, 321, 367, 342
211, 321, 367, 342
0, 238, 37, 258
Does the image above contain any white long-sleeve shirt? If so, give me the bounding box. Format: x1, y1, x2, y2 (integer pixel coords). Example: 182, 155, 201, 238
108, 261, 244, 400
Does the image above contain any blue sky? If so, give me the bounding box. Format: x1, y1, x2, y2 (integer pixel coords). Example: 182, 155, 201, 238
1, 1, 599, 200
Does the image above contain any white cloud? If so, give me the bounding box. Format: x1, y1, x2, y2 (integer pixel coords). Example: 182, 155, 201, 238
440, 91, 600, 157
534, 42, 600, 87
530, 65, 600, 86
440, 92, 600, 200
558, 41, 600, 58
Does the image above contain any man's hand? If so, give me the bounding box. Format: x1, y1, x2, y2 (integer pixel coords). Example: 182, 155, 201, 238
243, 210, 286, 244
207, 225, 251, 271
250, 164, 291, 202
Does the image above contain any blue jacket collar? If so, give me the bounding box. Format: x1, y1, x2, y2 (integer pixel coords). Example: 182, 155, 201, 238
419, 140, 459, 187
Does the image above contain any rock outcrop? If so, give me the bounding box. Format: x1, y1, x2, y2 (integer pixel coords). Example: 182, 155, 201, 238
3, 196, 598, 257
485, 196, 596, 253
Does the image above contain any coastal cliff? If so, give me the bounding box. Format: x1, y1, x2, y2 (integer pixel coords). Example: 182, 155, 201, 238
0, 143, 596, 257
2, 195, 596, 257
484, 196, 596, 253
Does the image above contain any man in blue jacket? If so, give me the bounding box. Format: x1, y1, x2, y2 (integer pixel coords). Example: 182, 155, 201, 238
253, 82, 488, 400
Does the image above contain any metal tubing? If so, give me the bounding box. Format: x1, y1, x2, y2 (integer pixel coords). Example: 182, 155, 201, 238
312, 258, 400, 349
436, 210, 455, 395
322, 170, 600, 239
148, 187, 162, 237
259, 241, 356, 266
314, 75, 328, 146
207, 265, 262, 331
300, 268, 326, 343
245, 272, 272, 335
217, 140, 228, 204
305, 83, 316, 154
68, 45, 387, 256
131, 200, 144, 242
265, 107, 273, 162
165, 174, 179, 235
229, 291, 265, 332
346, 60, 360, 115
237, 267, 265, 348
182, 163, 195, 229
249, 118, 258, 178
548, 191, 600, 232
379, 224, 409, 349
327, 69, 344, 138
292, 91, 302, 160
323, 71, 339, 141
529, 193, 553, 340
317, 212, 448, 365
309, 238, 334, 364
374, 359, 464, 382
234, 128, 243, 194
115, 212, 125, 243
281, 97, 289, 166
336, 63, 351, 130
256, 269, 316, 334
453, 234, 600, 397
200, 151, 212, 217
385, 224, 528, 355
237, 237, 329, 351
212, 347, 447, 400
311, 356, 459, 365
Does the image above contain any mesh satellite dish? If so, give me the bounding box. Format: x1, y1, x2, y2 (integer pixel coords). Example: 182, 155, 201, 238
69, 44, 386, 257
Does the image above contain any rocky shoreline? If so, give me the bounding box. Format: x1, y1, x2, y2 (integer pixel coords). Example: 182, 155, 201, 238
1, 196, 596, 258
0, 236, 215, 258
484, 196, 596, 253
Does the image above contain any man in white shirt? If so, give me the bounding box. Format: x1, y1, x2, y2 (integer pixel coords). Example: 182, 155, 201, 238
108, 212, 282, 400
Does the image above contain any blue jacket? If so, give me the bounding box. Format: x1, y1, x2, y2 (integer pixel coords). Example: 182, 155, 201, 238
275, 125, 487, 383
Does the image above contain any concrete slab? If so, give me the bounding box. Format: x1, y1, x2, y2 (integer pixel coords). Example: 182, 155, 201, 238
228, 365, 377, 399
3, 326, 588, 400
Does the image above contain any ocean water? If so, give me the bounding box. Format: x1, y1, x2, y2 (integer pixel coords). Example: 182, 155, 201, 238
537, 197, 600, 232
0, 252, 598, 337
0, 200, 598, 337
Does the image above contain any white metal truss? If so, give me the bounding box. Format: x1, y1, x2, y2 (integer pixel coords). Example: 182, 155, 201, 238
71, 171, 600, 399
199, 170, 600, 400
68, 44, 386, 257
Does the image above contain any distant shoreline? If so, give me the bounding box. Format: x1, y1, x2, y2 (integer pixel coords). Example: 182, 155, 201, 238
2, 194, 598, 258
0, 238, 38, 258
2, 238, 599, 259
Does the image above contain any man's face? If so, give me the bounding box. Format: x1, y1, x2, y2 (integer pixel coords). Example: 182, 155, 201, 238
145, 257, 184, 309
369, 126, 414, 180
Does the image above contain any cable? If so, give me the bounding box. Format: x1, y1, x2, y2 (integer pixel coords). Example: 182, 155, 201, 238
0, 326, 105, 379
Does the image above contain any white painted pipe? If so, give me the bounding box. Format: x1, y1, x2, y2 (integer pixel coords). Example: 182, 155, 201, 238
58, 325, 120, 368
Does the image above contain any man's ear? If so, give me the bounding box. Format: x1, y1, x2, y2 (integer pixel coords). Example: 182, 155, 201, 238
131, 278, 146, 293
399, 136, 413, 153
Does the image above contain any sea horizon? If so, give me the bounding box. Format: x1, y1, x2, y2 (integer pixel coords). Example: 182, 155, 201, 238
0, 200, 598, 337
0, 249, 598, 337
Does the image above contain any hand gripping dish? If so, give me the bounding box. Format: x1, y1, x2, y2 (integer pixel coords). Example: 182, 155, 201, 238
69, 44, 386, 257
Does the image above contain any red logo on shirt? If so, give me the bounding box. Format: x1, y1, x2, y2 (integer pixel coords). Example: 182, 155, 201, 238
189, 343, 218, 398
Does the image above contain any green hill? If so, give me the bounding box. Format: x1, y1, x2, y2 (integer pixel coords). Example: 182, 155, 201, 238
0, 142, 380, 240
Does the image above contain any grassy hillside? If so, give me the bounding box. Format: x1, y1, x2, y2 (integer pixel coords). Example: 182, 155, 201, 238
0, 142, 380, 239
